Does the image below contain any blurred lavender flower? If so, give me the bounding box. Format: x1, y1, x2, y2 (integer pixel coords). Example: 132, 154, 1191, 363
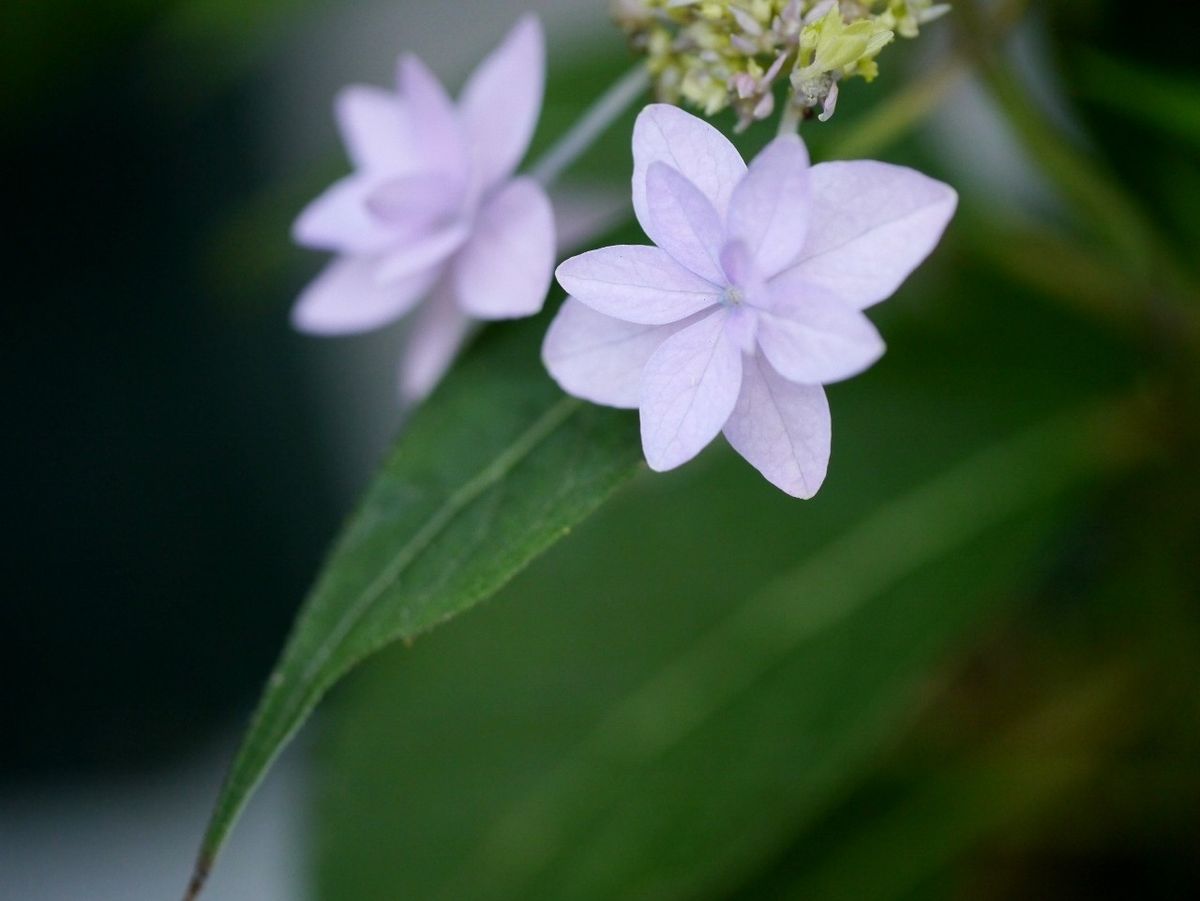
291, 15, 555, 402
543, 105, 956, 497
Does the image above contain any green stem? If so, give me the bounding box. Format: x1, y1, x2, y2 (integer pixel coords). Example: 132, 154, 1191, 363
778, 102, 804, 136
829, 56, 966, 159
828, 0, 1027, 160
529, 64, 651, 188
955, 0, 1200, 349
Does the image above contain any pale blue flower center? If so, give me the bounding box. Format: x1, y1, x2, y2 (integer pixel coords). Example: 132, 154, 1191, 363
720, 285, 745, 308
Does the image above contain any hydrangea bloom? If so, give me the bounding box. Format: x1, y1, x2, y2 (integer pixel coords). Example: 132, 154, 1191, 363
291, 15, 555, 401
543, 104, 956, 498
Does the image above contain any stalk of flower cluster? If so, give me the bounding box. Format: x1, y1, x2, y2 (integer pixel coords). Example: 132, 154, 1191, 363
529, 64, 652, 188
777, 102, 805, 136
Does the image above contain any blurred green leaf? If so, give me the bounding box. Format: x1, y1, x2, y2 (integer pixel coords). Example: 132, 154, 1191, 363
314, 386, 1141, 901
775, 667, 1128, 901
1074, 50, 1200, 152
186, 319, 643, 897
455, 408, 1135, 901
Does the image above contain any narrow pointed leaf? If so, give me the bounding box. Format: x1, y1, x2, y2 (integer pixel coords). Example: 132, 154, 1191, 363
187, 319, 643, 898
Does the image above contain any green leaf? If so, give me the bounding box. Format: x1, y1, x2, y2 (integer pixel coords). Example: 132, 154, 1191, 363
1074, 49, 1200, 152
443, 408, 1132, 901
314, 397, 1141, 901
185, 319, 643, 898
774, 668, 1129, 901
311, 249, 1149, 901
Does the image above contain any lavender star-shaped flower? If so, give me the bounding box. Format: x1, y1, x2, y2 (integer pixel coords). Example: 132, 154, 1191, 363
543, 104, 957, 498
291, 15, 554, 401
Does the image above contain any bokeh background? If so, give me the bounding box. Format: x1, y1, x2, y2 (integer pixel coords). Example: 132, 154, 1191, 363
4, 1, 1199, 899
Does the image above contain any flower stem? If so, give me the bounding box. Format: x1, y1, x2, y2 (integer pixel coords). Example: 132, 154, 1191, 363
529, 64, 652, 188
828, 57, 965, 159
777, 103, 803, 136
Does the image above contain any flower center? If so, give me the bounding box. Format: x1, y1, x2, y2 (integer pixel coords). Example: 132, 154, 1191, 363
721, 285, 746, 308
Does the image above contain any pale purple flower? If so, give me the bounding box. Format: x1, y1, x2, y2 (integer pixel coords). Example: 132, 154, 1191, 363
291, 15, 554, 402
543, 104, 956, 498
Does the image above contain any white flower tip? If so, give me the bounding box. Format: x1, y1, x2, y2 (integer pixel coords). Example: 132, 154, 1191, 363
762, 131, 812, 170
510, 11, 545, 46
494, 13, 545, 83
633, 103, 690, 135
939, 182, 959, 214
395, 52, 422, 85
333, 84, 369, 120
289, 296, 338, 336
914, 174, 959, 239
290, 208, 324, 250
637, 102, 677, 120
640, 434, 685, 473
553, 255, 576, 288
395, 52, 442, 100
644, 455, 674, 474
786, 474, 825, 500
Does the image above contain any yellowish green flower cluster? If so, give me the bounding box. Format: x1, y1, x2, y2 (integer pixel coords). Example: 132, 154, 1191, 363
612, 0, 950, 129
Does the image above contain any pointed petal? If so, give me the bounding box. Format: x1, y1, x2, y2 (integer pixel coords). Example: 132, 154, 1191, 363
645, 162, 726, 283
542, 300, 701, 409
459, 14, 545, 188
453, 177, 554, 319
334, 85, 422, 173
640, 310, 742, 471
376, 221, 469, 283
723, 355, 830, 498
292, 175, 395, 254
632, 104, 746, 229
398, 281, 474, 403
757, 273, 886, 384
719, 240, 764, 298
291, 255, 437, 335
727, 134, 811, 278
365, 172, 465, 239
396, 54, 466, 175
556, 244, 719, 325
790, 161, 957, 309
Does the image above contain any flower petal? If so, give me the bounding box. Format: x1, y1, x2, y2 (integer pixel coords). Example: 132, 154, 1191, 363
556, 244, 720, 325
376, 221, 470, 283
291, 255, 437, 335
542, 299, 700, 409
292, 175, 395, 254
757, 273, 886, 384
719, 240, 764, 299
396, 54, 467, 175
334, 85, 422, 173
398, 280, 474, 403
723, 354, 831, 498
365, 172, 465, 239
458, 14, 545, 189
632, 104, 746, 228
453, 177, 554, 319
640, 310, 743, 471
645, 162, 726, 284
727, 134, 811, 278
788, 161, 957, 309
